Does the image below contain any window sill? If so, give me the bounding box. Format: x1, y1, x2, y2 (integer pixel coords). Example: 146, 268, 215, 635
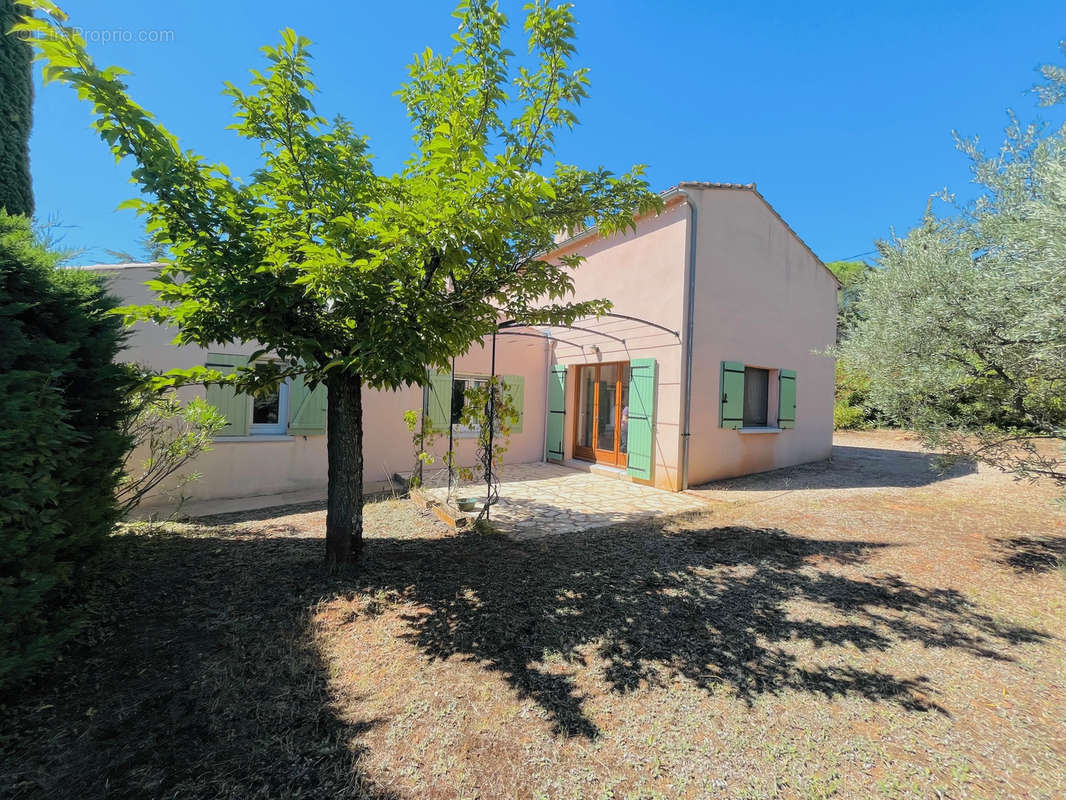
451, 427, 507, 439
213, 434, 296, 443
738, 426, 782, 434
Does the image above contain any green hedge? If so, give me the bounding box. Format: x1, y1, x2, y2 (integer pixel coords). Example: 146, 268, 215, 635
834, 362, 879, 430
0, 0, 35, 218
0, 212, 133, 691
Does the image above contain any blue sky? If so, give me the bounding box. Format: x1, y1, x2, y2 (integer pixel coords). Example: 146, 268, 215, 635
29, 0, 1066, 265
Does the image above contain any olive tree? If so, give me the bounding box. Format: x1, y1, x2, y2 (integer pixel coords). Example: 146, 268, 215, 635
839, 52, 1066, 487
21, 0, 660, 562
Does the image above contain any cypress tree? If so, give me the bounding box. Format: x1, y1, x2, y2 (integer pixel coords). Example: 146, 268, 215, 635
0, 210, 134, 690
0, 0, 34, 217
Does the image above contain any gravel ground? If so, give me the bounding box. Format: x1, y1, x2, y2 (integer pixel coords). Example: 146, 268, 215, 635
2, 431, 1064, 799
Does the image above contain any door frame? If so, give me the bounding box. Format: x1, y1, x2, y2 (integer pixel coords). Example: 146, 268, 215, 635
572, 361, 628, 467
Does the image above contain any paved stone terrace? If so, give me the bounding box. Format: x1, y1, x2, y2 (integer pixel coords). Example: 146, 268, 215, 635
420, 461, 709, 539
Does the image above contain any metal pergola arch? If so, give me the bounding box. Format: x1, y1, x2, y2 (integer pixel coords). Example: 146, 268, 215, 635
425, 312, 681, 521
498, 311, 681, 342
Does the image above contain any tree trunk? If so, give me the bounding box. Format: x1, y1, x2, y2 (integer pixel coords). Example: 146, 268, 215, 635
325, 371, 363, 564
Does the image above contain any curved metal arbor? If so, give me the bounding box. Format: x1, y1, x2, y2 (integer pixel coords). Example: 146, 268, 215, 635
422, 313, 680, 522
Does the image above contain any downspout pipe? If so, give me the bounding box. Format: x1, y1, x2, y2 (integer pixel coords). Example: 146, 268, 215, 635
678, 188, 699, 492
542, 334, 552, 463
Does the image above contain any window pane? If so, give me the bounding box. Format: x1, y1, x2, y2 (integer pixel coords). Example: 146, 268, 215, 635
619, 364, 630, 454
597, 364, 618, 451
743, 367, 769, 427
450, 379, 467, 426
577, 367, 594, 448
252, 391, 280, 425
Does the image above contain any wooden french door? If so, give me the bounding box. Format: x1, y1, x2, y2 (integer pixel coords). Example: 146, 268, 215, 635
573, 362, 630, 467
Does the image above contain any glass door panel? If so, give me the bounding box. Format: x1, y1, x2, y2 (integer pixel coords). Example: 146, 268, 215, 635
572, 362, 629, 466
576, 365, 595, 454
596, 364, 618, 459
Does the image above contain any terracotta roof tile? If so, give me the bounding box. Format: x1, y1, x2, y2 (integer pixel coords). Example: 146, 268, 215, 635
673, 181, 758, 191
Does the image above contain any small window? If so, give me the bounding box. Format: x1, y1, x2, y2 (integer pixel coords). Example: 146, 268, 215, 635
451, 376, 488, 432
249, 382, 289, 435
743, 367, 769, 427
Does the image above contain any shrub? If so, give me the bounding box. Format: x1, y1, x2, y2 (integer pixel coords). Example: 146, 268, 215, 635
0, 211, 133, 691
116, 381, 225, 517
833, 401, 868, 430
833, 363, 878, 430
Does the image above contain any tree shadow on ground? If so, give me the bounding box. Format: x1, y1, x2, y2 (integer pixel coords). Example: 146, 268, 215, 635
348, 513, 1048, 738
995, 534, 1066, 573
0, 527, 397, 800
4, 506, 1052, 797
695, 445, 977, 493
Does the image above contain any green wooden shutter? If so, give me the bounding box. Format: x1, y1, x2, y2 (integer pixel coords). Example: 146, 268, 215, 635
501, 374, 524, 433
720, 361, 745, 429
425, 368, 453, 433
205, 353, 249, 436
546, 365, 566, 461
626, 358, 657, 480
288, 375, 327, 435
778, 369, 796, 429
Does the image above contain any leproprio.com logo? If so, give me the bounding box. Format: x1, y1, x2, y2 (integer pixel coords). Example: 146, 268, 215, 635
18, 27, 175, 44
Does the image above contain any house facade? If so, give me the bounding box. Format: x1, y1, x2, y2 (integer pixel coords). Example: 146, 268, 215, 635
96, 182, 838, 510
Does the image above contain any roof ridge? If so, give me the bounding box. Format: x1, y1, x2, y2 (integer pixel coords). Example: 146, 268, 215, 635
66, 261, 165, 270
675, 181, 757, 191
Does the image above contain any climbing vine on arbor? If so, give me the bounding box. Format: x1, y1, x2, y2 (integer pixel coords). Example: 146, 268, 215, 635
404, 376, 519, 522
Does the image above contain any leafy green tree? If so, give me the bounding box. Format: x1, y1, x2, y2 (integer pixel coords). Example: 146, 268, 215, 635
104, 235, 170, 265
0, 0, 34, 216
824, 258, 867, 287
20, 0, 661, 562
832, 362, 874, 430
824, 259, 870, 341
0, 210, 133, 690
1033, 40, 1066, 107
839, 54, 1066, 486
825, 260, 877, 429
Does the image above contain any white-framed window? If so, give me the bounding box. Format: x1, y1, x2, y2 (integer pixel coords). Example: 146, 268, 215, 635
450, 375, 489, 435
207, 353, 328, 439
249, 380, 289, 435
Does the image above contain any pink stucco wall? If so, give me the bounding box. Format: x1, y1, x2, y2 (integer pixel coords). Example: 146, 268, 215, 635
545, 186, 836, 489
683, 186, 838, 485
99, 265, 548, 507
417, 336, 549, 481
548, 198, 690, 490
96, 184, 835, 508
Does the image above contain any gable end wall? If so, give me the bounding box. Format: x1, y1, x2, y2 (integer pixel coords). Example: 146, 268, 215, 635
684, 187, 837, 485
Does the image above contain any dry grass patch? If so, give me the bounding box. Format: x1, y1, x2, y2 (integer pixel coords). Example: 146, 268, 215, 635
3, 433, 1065, 798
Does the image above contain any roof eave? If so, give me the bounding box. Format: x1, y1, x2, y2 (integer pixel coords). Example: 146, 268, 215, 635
548, 187, 688, 256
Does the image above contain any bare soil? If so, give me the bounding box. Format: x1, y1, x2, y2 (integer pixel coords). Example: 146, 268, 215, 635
2, 431, 1064, 799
